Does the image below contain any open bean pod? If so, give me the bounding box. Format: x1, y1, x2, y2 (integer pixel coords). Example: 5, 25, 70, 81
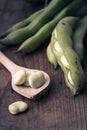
46, 43, 58, 69
50, 16, 85, 95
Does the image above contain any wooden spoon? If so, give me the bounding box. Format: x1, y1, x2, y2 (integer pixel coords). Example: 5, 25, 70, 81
0, 51, 50, 99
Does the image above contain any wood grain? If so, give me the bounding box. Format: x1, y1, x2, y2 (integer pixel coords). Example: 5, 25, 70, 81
0, 0, 87, 130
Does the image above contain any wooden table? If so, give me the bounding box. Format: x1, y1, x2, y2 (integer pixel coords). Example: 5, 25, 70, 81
0, 0, 87, 130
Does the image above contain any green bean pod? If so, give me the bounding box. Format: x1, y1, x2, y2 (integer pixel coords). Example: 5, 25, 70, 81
0, 9, 43, 39
51, 16, 85, 95
46, 43, 58, 69
73, 15, 87, 63
0, 0, 73, 45
18, 0, 86, 53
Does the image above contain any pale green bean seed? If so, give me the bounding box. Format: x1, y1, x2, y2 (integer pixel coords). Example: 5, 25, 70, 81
54, 41, 63, 57
8, 101, 28, 114
29, 71, 45, 89
13, 70, 26, 85
24, 71, 32, 86
60, 55, 70, 69
67, 71, 74, 86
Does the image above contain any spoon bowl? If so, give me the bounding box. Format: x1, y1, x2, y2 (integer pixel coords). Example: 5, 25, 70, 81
0, 51, 50, 99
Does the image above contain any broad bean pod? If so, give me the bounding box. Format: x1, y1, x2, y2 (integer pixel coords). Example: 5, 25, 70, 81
46, 43, 58, 68
0, 9, 43, 39
50, 17, 85, 95
73, 15, 87, 63
18, 0, 86, 53
0, 0, 73, 45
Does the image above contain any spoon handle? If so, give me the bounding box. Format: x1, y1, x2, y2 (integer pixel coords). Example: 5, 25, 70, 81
0, 51, 17, 73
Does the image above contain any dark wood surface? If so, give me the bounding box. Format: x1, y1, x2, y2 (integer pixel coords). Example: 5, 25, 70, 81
0, 0, 87, 130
